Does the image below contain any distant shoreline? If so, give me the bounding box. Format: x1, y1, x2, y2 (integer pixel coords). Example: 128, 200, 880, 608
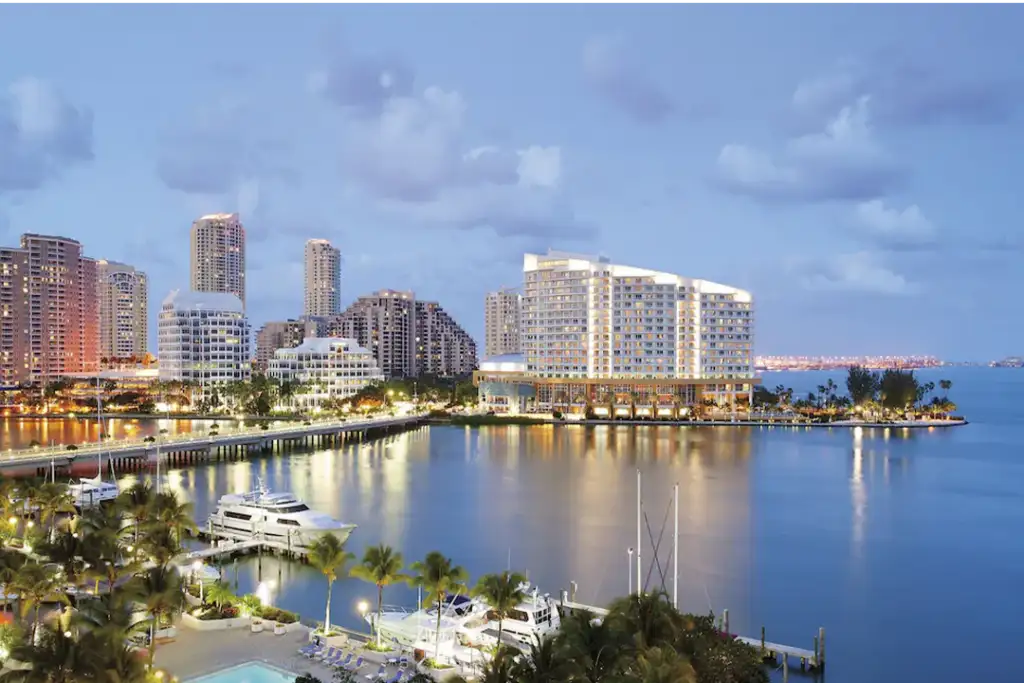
2, 413, 306, 421
434, 415, 969, 429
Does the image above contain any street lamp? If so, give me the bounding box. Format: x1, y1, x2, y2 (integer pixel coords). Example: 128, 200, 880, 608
192, 561, 204, 602
628, 548, 634, 595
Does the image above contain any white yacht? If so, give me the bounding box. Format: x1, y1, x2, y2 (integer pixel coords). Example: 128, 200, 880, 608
371, 582, 561, 654
204, 481, 356, 551
68, 475, 119, 509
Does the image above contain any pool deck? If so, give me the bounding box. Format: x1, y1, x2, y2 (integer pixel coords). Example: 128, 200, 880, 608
154, 627, 470, 682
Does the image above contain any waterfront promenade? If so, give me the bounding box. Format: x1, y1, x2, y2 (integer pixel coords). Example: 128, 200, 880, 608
0, 413, 426, 474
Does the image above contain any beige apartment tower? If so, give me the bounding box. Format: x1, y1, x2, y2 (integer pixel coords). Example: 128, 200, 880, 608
304, 239, 341, 317
0, 234, 99, 383
190, 213, 246, 308
484, 287, 522, 357
96, 260, 149, 360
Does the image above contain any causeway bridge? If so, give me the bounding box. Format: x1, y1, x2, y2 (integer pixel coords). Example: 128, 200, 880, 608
2, 413, 427, 476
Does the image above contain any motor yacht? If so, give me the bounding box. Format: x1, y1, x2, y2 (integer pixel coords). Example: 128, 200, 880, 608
204, 480, 356, 551
371, 582, 561, 654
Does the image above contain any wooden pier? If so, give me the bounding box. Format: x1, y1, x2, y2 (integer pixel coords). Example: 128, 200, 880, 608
557, 588, 826, 673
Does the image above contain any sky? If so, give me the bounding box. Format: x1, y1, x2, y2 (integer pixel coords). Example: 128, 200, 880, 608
1, 4, 1023, 362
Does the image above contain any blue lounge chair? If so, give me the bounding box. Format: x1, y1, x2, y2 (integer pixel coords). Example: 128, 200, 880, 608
315, 647, 337, 661
385, 671, 402, 683
334, 653, 353, 668
346, 656, 364, 672
323, 650, 345, 666
300, 643, 324, 659
364, 665, 386, 681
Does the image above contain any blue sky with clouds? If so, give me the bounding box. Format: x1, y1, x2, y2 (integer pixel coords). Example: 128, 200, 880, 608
1, 4, 1022, 361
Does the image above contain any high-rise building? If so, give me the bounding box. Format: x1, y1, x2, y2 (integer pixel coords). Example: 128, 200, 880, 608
304, 239, 341, 318
4, 234, 101, 383
475, 250, 757, 413
415, 300, 477, 376
254, 319, 317, 371
0, 247, 29, 385
96, 260, 148, 361
331, 290, 416, 378
484, 287, 522, 357
157, 290, 251, 391
330, 289, 477, 378
190, 213, 246, 308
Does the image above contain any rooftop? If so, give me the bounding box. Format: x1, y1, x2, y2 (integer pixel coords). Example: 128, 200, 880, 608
162, 289, 245, 313
277, 337, 372, 356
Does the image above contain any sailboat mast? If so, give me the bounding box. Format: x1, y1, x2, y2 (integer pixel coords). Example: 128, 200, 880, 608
96, 374, 103, 477
673, 482, 679, 609
636, 469, 642, 596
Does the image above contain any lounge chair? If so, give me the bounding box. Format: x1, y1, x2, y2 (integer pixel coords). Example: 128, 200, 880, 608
346, 656, 364, 672
300, 643, 324, 659
315, 647, 337, 661
334, 653, 353, 668
322, 650, 345, 666
364, 665, 386, 681
385, 671, 403, 683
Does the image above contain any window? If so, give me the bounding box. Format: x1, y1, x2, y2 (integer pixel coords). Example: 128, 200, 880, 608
224, 511, 252, 521
277, 518, 300, 526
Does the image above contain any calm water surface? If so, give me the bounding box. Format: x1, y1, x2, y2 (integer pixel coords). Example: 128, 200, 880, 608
2, 367, 1022, 683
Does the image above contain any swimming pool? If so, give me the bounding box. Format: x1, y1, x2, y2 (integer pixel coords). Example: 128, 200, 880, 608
186, 662, 296, 683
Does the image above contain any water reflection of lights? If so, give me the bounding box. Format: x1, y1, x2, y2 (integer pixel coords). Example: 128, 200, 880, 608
850, 431, 866, 554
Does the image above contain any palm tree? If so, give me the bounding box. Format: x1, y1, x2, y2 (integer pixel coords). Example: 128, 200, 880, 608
624, 646, 696, 683
607, 591, 678, 651
472, 571, 527, 652
147, 490, 197, 545
131, 564, 183, 666
558, 609, 629, 683
510, 634, 569, 683
205, 581, 234, 610
139, 525, 181, 568
307, 534, 354, 636
410, 551, 468, 663
0, 622, 99, 683
11, 562, 69, 641
39, 528, 87, 587
350, 544, 408, 646
73, 589, 148, 648
117, 481, 153, 545
35, 483, 74, 542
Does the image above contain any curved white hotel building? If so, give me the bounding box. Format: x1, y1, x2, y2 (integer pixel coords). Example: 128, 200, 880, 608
475, 250, 757, 415
267, 338, 384, 412
157, 290, 251, 391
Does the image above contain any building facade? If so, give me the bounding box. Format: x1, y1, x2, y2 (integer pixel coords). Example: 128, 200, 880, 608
415, 300, 477, 377
190, 213, 246, 308
330, 290, 417, 378
254, 319, 317, 371
304, 239, 342, 318
0, 234, 101, 384
0, 247, 29, 385
484, 287, 522, 357
475, 250, 757, 414
267, 337, 384, 411
157, 290, 251, 391
96, 260, 148, 361
331, 290, 477, 378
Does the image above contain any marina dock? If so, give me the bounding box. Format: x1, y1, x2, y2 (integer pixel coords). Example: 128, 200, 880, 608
2, 413, 426, 476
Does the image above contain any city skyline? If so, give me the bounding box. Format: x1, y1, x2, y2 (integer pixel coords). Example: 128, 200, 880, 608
2, 5, 1023, 360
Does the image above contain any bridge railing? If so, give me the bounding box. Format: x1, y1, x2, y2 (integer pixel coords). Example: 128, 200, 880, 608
4, 412, 424, 462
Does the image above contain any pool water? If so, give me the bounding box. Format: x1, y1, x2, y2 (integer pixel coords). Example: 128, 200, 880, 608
187, 662, 296, 683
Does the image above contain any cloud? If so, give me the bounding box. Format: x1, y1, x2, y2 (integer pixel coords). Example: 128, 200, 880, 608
715, 96, 904, 202
853, 200, 936, 250
156, 96, 295, 196
0, 77, 93, 194
307, 48, 415, 116
582, 35, 674, 124
795, 251, 918, 296
313, 49, 594, 241
793, 60, 1018, 128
